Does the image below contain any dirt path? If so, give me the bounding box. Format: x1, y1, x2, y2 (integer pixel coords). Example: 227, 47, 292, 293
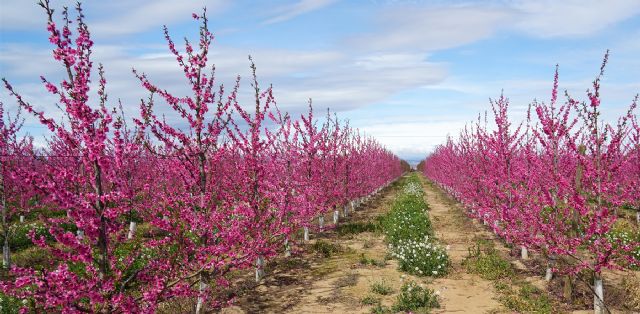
221, 174, 512, 314
222, 179, 412, 314
419, 177, 506, 313
224, 173, 640, 314
420, 176, 640, 314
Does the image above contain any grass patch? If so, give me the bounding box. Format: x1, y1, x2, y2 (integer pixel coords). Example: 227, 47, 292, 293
370, 279, 393, 295
1, 222, 52, 252
362, 239, 375, 249
312, 240, 341, 258
370, 303, 391, 314
359, 254, 387, 267
380, 173, 450, 278
463, 242, 513, 280
361, 295, 380, 305
380, 195, 433, 245
605, 219, 640, 270
392, 280, 440, 313
497, 282, 552, 313
334, 273, 359, 288
12, 246, 49, 270
337, 221, 380, 236
390, 237, 449, 277
0, 292, 22, 313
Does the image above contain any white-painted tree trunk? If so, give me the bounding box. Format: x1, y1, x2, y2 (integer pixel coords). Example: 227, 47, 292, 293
545, 268, 553, 281
636, 211, 640, 225
303, 227, 309, 241
594, 275, 604, 314
127, 221, 137, 240
2, 241, 9, 269
284, 238, 291, 257
19, 215, 24, 223
333, 210, 339, 224
318, 216, 324, 231
343, 205, 349, 218
520, 246, 528, 259
195, 275, 208, 314
545, 255, 556, 281
255, 256, 265, 282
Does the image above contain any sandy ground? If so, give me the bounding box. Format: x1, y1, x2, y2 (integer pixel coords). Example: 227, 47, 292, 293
419, 176, 639, 314
222, 177, 425, 313
222, 174, 508, 314
219, 173, 639, 314
418, 177, 506, 313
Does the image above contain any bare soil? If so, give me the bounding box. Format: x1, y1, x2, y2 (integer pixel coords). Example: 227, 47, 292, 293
418, 177, 506, 313
222, 181, 410, 314
222, 175, 507, 314
220, 173, 639, 314
419, 176, 639, 314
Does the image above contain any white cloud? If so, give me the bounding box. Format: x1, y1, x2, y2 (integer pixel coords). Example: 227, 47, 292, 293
349, 0, 640, 53
0, 0, 61, 30
358, 119, 466, 162
0, 0, 228, 37
90, 0, 228, 37
262, 0, 338, 25
0, 42, 446, 138
513, 0, 640, 38
269, 53, 446, 111
350, 5, 513, 52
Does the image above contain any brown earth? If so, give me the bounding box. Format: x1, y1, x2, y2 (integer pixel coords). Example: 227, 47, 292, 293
418, 177, 506, 313
222, 180, 411, 314
220, 173, 639, 314
221, 174, 508, 314
419, 176, 639, 314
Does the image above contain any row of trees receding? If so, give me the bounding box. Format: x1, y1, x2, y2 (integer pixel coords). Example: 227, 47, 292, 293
422, 52, 639, 313
0, 2, 406, 312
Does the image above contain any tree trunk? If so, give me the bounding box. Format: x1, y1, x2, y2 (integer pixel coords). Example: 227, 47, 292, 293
563, 275, 572, 302
94, 161, 109, 278
127, 221, 137, 240
545, 267, 553, 281
284, 238, 291, 257
594, 274, 604, 314
195, 272, 208, 314
1, 173, 8, 269
3, 237, 9, 269
545, 255, 556, 281
255, 256, 265, 282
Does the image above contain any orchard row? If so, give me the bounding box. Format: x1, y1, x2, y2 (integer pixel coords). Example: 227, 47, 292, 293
422, 53, 639, 313
0, 2, 406, 313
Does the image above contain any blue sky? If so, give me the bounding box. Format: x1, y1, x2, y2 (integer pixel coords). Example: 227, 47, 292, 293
1, 0, 639, 163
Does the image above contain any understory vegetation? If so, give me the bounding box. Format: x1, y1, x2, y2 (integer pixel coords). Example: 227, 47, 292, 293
381, 174, 450, 278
